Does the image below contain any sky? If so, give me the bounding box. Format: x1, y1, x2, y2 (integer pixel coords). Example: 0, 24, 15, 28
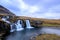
0, 0, 60, 19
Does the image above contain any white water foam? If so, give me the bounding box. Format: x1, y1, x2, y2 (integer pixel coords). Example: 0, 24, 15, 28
15, 20, 24, 31
26, 20, 34, 28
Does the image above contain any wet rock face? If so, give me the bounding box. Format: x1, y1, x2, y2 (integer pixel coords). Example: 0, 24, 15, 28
0, 21, 11, 37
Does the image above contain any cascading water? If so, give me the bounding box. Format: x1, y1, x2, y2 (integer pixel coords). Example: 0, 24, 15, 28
15, 20, 24, 31
2, 17, 24, 32
26, 20, 34, 28
2, 17, 34, 32
2, 16, 14, 32
10, 24, 16, 32
6, 16, 9, 19
2, 17, 15, 32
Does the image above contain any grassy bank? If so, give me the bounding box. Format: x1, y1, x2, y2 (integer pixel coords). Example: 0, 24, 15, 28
31, 34, 60, 40
41, 19, 60, 27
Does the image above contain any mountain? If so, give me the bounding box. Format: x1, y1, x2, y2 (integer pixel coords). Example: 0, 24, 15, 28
0, 5, 15, 16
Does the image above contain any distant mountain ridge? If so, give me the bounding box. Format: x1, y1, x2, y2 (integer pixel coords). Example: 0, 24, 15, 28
0, 5, 15, 16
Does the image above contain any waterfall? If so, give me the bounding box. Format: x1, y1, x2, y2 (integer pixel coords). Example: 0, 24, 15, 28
6, 16, 9, 19
10, 24, 16, 32
26, 20, 34, 28
2, 17, 24, 32
2, 17, 34, 32
15, 20, 24, 31
2, 17, 14, 32
10, 25, 14, 32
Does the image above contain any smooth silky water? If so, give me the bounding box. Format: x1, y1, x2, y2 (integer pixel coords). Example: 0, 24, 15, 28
15, 20, 24, 31
26, 20, 34, 28
2, 18, 60, 40
5, 27, 60, 40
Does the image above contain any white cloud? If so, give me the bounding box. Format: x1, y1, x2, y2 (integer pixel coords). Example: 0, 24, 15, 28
18, 0, 39, 13
18, 0, 28, 10
28, 6, 39, 13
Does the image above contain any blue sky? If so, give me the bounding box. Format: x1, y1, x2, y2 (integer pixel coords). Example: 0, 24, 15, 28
0, 0, 60, 19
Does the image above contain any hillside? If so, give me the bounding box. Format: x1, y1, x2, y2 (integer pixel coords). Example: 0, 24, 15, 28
0, 5, 15, 16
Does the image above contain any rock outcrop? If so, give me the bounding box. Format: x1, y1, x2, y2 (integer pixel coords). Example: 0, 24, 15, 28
0, 20, 11, 40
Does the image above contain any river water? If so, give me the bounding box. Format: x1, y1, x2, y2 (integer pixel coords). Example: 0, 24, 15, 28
5, 27, 60, 40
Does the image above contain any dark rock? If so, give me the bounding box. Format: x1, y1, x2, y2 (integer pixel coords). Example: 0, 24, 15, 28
0, 20, 11, 37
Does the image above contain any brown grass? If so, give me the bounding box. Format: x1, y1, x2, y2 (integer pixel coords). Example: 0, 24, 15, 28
31, 34, 60, 40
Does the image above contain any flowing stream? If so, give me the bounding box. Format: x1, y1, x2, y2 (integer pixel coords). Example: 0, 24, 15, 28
5, 27, 60, 40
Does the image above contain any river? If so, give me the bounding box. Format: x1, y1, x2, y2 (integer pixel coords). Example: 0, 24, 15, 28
5, 27, 60, 40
